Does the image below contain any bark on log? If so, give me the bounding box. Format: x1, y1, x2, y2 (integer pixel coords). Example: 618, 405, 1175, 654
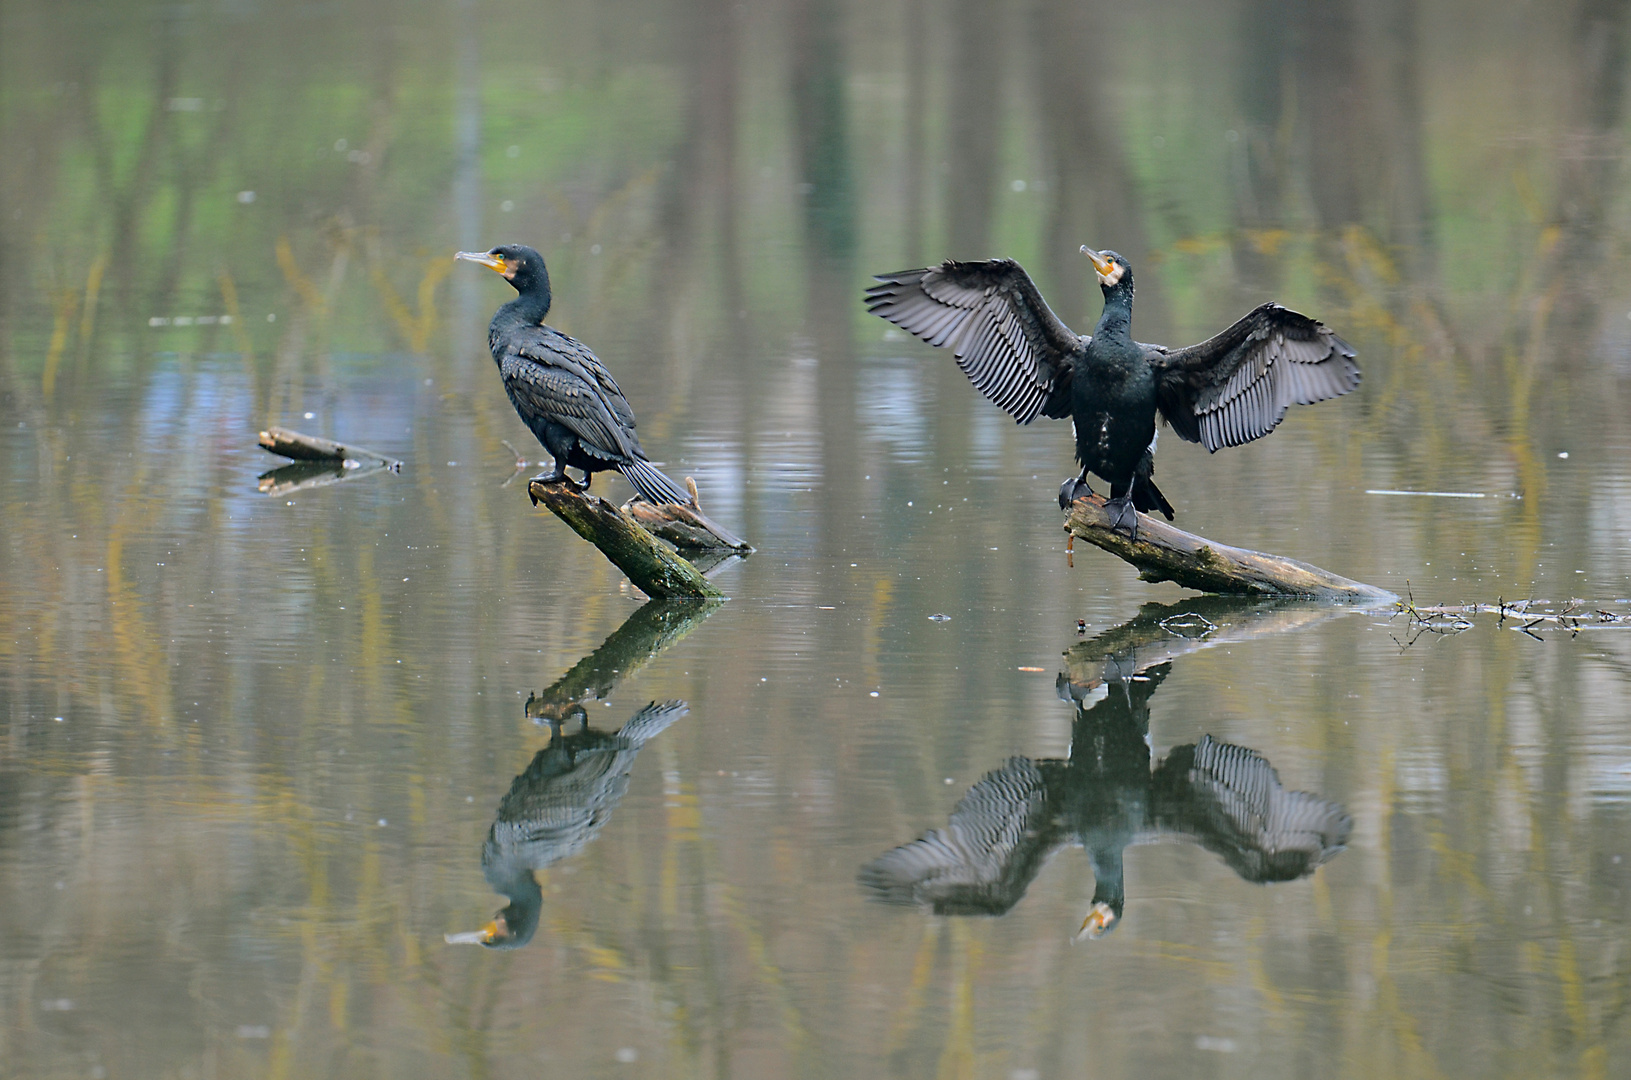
622, 499, 751, 552
529, 479, 724, 600
620, 476, 750, 551
258, 426, 401, 470
1065, 493, 1392, 601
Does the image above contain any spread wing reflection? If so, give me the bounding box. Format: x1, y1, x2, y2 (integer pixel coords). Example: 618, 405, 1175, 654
858, 756, 1056, 915
860, 599, 1351, 938
1153, 735, 1351, 885
447, 599, 715, 950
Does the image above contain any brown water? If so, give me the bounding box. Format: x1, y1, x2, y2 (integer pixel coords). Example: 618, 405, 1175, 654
3, 1, 1631, 1077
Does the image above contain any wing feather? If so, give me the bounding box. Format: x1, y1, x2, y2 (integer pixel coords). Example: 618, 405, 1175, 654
867, 259, 1082, 425
1151, 303, 1359, 452
499, 326, 646, 462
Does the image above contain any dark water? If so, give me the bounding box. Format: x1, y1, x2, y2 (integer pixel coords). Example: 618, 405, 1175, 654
3, 1, 1631, 1077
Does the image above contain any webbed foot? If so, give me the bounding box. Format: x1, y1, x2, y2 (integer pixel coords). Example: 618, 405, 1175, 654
1059, 474, 1095, 510
1104, 495, 1140, 539
528, 468, 574, 504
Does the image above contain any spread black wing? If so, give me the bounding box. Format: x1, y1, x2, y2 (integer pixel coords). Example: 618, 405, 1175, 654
497, 325, 646, 463
1149, 304, 1359, 451
866, 259, 1082, 424
858, 757, 1062, 915
1152, 735, 1351, 883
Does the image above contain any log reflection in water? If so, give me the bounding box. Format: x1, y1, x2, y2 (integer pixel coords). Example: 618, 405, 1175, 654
860, 600, 1353, 939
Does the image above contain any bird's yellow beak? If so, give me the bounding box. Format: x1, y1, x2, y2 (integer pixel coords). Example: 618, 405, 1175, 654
443, 918, 504, 945
1072, 901, 1118, 942
1081, 246, 1115, 278
456, 250, 507, 275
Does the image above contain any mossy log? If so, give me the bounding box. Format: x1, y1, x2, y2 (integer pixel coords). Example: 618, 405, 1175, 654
1065, 493, 1392, 601
529, 479, 724, 600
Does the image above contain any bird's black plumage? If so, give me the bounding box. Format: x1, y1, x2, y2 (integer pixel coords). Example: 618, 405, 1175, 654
866, 251, 1359, 535
457, 244, 690, 505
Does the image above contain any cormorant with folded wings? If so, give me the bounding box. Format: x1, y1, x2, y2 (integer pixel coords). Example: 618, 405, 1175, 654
457, 244, 691, 505
866, 248, 1359, 537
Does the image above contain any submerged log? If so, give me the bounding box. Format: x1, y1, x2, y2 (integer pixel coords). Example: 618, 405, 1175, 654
529, 479, 724, 600
1065, 493, 1392, 601
258, 426, 401, 470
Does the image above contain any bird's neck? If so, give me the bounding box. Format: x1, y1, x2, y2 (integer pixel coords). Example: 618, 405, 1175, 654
1093, 287, 1134, 341
498, 285, 552, 328
1089, 846, 1125, 904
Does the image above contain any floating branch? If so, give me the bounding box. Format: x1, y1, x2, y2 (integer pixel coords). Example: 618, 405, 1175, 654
528, 479, 724, 600
1065, 493, 1392, 601
258, 426, 401, 471
1390, 587, 1631, 647
622, 477, 751, 552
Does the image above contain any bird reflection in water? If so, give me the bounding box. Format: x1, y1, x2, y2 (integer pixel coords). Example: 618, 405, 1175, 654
860, 600, 1352, 940
447, 599, 715, 949
447, 699, 687, 949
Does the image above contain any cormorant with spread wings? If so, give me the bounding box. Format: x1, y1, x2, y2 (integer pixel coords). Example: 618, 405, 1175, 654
866, 248, 1359, 536
457, 244, 690, 505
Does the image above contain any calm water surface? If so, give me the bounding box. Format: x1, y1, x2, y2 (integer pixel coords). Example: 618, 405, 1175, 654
3, 1, 1631, 1077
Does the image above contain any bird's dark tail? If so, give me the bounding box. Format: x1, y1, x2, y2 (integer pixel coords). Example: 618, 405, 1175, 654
1131, 447, 1175, 520
617, 700, 689, 746
1131, 474, 1174, 520
620, 458, 691, 506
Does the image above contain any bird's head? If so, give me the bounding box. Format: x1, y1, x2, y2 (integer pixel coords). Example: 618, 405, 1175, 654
1072, 897, 1123, 942
1081, 247, 1131, 292
444, 881, 544, 951
456, 244, 550, 297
